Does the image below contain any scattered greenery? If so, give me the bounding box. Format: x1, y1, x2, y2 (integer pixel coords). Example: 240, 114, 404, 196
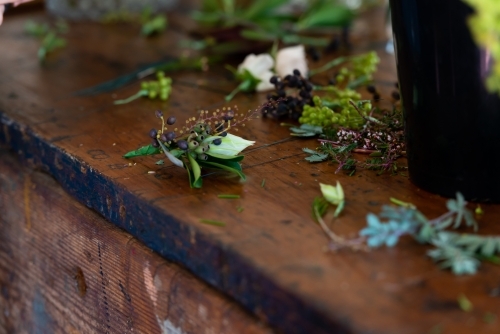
25, 20, 67, 62
115, 70, 172, 105
191, 0, 355, 49
302, 101, 405, 174
360, 193, 500, 275
140, 7, 168, 36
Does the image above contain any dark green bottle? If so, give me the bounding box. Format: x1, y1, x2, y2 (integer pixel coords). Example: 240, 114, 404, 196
390, 0, 500, 202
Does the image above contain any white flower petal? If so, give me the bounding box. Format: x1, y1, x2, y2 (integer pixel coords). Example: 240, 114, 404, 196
209, 133, 255, 156
320, 182, 344, 205
238, 53, 274, 78
256, 71, 275, 92
276, 45, 308, 78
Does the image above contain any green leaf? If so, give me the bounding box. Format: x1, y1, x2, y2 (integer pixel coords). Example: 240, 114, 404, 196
206, 152, 244, 162
242, 0, 288, 20
240, 29, 278, 42
295, 4, 354, 30
200, 219, 226, 226
123, 144, 161, 158
198, 160, 246, 180
142, 15, 168, 36
458, 294, 473, 312
282, 34, 329, 47
188, 154, 202, 188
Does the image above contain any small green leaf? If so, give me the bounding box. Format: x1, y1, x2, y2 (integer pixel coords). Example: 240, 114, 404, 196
206, 152, 244, 162
200, 219, 226, 226
458, 294, 473, 312
296, 5, 354, 30
242, 0, 288, 20
123, 144, 161, 158
198, 160, 246, 180
218, 194, 240, 199
188, 154, 202, 188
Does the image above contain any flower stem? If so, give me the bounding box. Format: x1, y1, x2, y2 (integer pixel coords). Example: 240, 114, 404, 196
114, 90, 148, 105
225, 83, 243, 102
309, 56, 349, 77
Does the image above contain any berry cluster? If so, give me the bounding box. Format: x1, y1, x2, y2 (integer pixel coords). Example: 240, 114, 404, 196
148, 105, 260, 157
148, 109, 231, 160
140, 71, 172, 101
262, 69, 314, 120
300, 96, 370, 129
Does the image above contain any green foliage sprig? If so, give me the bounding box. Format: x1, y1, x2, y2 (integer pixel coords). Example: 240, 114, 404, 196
25, 20, 68, 62
303, 101, 405, 174
360, 193, 500, 275
140, 7, 168, 36
114, 71, 172, 105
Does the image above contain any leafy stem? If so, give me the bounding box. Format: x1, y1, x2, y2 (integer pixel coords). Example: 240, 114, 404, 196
114, 90, 148, 105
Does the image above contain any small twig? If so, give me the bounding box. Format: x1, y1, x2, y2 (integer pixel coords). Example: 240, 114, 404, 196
349, 100, 386, 126
313, 205, 345, 244
318, 139, 377, 154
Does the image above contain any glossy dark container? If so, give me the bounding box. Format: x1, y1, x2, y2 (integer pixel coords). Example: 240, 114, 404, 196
389, 0, 500, 202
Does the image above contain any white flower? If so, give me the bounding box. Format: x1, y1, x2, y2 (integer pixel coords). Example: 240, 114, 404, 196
237, 53, 275, 92
320, 182, 345, 205
208, 133, 255, 156
275, 45, 308, 78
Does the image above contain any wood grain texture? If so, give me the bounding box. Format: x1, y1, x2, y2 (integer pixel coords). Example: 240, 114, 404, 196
0, 149, 273, 334
0, 4, 500, 334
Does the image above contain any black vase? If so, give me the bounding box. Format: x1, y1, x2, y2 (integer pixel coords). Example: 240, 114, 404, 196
389, 0, 500, 202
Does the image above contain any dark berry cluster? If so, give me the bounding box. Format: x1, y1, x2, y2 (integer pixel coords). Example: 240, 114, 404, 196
262, 69, 314, 120
148, 109, 228, 161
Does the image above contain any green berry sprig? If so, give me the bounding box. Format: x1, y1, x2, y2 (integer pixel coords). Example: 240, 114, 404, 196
300, 96, 369, 129
114, 71, 172, 105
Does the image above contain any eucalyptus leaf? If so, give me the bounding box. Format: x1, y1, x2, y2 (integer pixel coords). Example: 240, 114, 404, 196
123, 144, 161, 158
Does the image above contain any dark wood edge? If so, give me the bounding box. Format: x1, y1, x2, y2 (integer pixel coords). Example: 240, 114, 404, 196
0, 111, 352, 334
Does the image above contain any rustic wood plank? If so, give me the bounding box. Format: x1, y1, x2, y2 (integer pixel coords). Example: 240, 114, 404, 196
0, 149, 273, 334
1, 5, 500, 334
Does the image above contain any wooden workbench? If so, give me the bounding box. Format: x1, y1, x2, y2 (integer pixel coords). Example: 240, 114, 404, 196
1, 3, 499, 334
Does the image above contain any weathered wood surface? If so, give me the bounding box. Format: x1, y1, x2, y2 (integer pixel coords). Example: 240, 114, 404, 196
1, 4, 500, 334
0, 149, 272, 334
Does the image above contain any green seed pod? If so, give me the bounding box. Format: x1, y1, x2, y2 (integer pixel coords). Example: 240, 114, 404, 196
195, 134, 205, 143
193, 123, 205, 133
197, 153, 208, 161
148, 91, 157, 99
188, 140, 199, 149
141, 82, 150, 90
194, 144, 209, 154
